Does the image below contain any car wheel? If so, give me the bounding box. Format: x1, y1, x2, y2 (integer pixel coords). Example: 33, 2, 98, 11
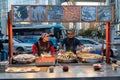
103, 49, 114, 57
16, 47, 24, 54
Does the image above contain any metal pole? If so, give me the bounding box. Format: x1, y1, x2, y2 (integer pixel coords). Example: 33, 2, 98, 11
8, 12, 13, 64
106, 22, 111, 63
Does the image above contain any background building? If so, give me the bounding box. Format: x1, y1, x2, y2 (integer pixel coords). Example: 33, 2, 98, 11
0, 0, 8, 35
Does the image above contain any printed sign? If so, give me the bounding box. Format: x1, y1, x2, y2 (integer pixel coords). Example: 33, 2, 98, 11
48, 6, 63, 21
31, 6, 47, 21
12, 5, 114, 22
98, 6, 112, 21
13, 6, 30, 21
63, 6, 80, 22
81, 6, 96, 21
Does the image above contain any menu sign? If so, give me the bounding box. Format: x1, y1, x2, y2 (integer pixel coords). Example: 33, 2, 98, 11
12, 5, 114, 22
63, 6, 80, 22
81, 6, 96, 21
31, 6, 47, 21
98, 6, 112, 21
48, 6, 63, 21
13, 5, 30, 21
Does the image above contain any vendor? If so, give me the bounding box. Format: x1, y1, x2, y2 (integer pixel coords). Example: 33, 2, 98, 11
32, 33, 56, 56
61, 29, 83, 54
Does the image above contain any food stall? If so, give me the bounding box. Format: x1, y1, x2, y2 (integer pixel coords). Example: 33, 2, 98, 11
0, 50, 120, 80
1, 4, 120, 80
0, 62, 120, 80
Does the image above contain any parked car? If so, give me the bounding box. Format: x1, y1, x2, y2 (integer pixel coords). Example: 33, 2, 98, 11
18, 37, 38, 44
0, 38, 33, 53
17, 36, 58, 50
77, 37, 118, 57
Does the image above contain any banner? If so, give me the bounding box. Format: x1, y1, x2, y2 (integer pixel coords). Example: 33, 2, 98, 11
63, 6, 80, 22
13, 5, 30, 21
12, 5, 114, 22
48, 6, 63, 21
98, 6, 112, 21
31, 6, 47, 21
81, 6, 96, 21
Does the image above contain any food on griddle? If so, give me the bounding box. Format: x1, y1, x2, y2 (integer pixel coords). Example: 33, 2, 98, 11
57, 49, 65, 53
78, 53, 102, 59
5, 67, 41, 72
57, 51, 76, 62
41, 52, 52, 57
13, 54, 35, 63
5, 67, 17, 72
36, 56, 55, 63
58, 53, 76, 60
77, 53, 102, 63
41, 53, 51, 57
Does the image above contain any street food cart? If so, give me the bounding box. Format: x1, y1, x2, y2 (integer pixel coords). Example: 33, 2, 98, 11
0, 50, 120, 80
1, 4, 119, 80
0, 61, 120, 80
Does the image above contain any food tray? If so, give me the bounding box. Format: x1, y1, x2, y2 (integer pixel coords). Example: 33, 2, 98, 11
12, 59, 35, 64
13, 54, 36, 64
35, 62, 55, 66
77, 53, 102, 63
5, 66, 41, 73
82, 58, 102, 63
35, 56, 56, 66
57, 59, 77, 63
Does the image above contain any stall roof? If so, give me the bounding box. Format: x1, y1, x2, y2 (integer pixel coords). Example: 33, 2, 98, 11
13, 24, 54, 29
62, 0, 106, 2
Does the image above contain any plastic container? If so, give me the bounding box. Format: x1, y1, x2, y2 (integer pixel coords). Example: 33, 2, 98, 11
49, 66, 54, 73
63, 66, 69, 72
93, 64, 102, 71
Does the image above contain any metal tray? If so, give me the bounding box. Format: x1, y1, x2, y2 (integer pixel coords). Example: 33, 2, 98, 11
57, 59, 77, 63
35, 62, 55, 66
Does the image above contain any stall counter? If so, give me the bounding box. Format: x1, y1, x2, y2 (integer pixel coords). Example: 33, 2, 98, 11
0, 64, 120, 80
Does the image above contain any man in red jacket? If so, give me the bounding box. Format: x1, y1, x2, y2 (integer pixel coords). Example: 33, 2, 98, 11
32, 33, 55, 56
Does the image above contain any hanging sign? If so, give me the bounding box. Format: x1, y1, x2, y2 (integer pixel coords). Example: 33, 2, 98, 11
12, 5, 114, 22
